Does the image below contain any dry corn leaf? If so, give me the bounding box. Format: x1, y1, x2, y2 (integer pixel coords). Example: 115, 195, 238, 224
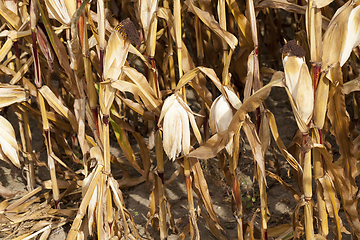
189, 158, 221, 225
187, 0, 238, 50
0, 84, 29, 108
0, 115, 20, 168
0, 38, 13, 63
226, 0, 253, 49
116, 94, 155, 120
0, 0, 21, 29
344, 76, 360, 94
110, 116, 143, 175
0, 183, 15, 198
121, 66, 162, 113
327, 64, 357, 181
36, 25, 55, 72
39, 85, 78, 131
266, 110, 300, 171
256, 0, 306, 14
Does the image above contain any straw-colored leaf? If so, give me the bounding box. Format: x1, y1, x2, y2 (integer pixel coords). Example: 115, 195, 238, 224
0, 84, 29, 108
0, 115, 20, 168
327, 64, 357, 181
187, 0, 238, 50
39, 86, 78, 131
0, 0, 21, 30
256, 0, 306, 14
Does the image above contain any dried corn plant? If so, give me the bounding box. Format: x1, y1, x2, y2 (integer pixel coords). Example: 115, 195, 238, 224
0, 0, 359, 239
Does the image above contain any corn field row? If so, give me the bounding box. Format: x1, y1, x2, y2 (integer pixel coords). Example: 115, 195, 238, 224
0, 0, 359, 239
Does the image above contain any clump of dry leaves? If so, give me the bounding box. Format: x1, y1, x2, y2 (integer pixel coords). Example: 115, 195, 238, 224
0, 0, 359, 239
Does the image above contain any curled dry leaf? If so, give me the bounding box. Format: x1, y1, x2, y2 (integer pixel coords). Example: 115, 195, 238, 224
0, 84, 29, 108
187, 0, 238, 50
0, 115, 20, 168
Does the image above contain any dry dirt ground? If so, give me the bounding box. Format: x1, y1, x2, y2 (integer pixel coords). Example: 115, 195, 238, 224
0, 85, 352, 239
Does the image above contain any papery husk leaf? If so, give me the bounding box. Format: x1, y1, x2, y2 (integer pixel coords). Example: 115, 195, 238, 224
322, 1, 351, 70
188, 77, 283, 159
187, 0, 238, 50
0, 84, 29, 108
284, 86, 310, 133
0, 115, 20, 168
295, 63, 314, 125
313, 73, 329, 129
160, 94, 190, 160
99, 81, 115, 116
45, 0, 71, 25
339, 5, 360, 66
103, 31, 129, 81
39, 86, 78, 131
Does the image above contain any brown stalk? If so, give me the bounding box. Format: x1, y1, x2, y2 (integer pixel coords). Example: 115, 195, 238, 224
15, 104, 35, 190
184, 157, 200, 240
